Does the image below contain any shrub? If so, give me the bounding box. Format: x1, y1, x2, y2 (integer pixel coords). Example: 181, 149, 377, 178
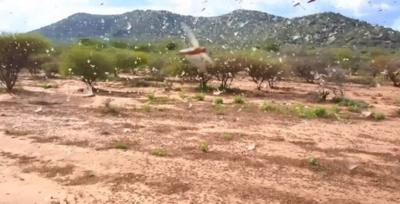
329, 48, 362, 74
371, 112, 386, 121
166, 42, 177, 50
223, 133, 234, 141
289, 54, 334, 83
60, 46, 114, 92
386, 60, 400, 87
147, 92, 156, 102
233, 95, 245, 104
0, 34, 50, 91
151, 149, 168, 157
42, 62, 59, 78
314, 66, 346, 101
114, 50, 148, 75
79, 38, 107, 49
309, 157, 320, 167
166, 57, 212, 89
294, 105, 328, 119
199, 142, 209, 153
208, 56, 245, 89
370, 55, 400, 87
261, 101, 338, 119
261, 101, 284, 113
147, 55, 168, 81
114, 143, 129, 150
246, 57, 284, 90
194, 93, 205, 101
333, 97, 369, 112
214, 98, 224, 105
27, 54, 54, 75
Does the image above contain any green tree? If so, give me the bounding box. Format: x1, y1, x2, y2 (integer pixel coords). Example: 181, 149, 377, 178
60, 46, 114, 92
114, 50, 149, 76
0, 34, 50, 91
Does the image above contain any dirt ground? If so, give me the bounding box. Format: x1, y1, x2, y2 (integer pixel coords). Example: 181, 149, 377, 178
0, 75, 399, 204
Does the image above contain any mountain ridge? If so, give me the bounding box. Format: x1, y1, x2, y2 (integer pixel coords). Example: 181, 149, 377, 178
32, 9, 400, 48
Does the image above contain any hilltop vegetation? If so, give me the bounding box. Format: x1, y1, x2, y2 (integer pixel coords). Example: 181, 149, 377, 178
33, 9, 400, 48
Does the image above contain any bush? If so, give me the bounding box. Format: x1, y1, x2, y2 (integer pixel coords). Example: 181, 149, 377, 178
314, 66, 346, 101
165, 57, 212, 89
146, 55, 169, 81
208, 56, 245, 89
233, 95, 245, 104
60, 46, 114, 92
371, 112, 386, 121
42, 62, 59, 78
246, 57, 284, 90
370, 55, 400, 87
329, 48, 362, 74
261, 101, 338, 119
199, 142, 209, 153
151, 149, 168, 157
386, 60, 400, 87
214, 98, 224, 105
0, 34, 50, 91
114, 50, 149, 75
27, 54, 54, 75
333, 97, 369, 112
194, 93, 205, 101
289, 54, 334, 83
166, 42, 177, 50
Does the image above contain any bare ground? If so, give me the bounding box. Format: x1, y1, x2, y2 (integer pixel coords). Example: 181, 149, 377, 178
0, 76, 399, 204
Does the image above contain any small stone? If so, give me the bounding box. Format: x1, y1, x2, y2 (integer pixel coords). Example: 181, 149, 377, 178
34, 107, 43, 113
348, 164, 360, 171
247, 144, 257, 151
123, 128, 132, 133
361, 111, 372, 118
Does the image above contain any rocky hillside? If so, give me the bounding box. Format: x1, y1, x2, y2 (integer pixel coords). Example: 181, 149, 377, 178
32, 9, 400, 48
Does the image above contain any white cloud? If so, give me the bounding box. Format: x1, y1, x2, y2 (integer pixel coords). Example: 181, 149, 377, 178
0, 0, 134, 32
392, 18, 400, 31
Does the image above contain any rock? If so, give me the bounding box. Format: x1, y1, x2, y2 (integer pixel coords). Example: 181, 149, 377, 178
361, 111, 373, 118
123, 128, 132, 133
247, 144, 257, 151
34, 107, 43, 113
348, 164, 360, 171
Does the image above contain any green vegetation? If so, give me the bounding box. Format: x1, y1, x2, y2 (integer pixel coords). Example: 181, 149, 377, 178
308, 157, 320, 167
223, 133, 234, 141
333, 97, 369, 113
114, 143, 129, 150
194, 93, 206, 101
141, 104, 152, 113
199, 142, 210, 153
151, 149, 168, 157
233, 95, 245, 104
214, 98, 224, 105
114, 50, 149, 75
60, 46, 114, 92
0, 34, 50, 91
371, 112, 386, 121
147, 92, 156, 102
261, 101, 338, 119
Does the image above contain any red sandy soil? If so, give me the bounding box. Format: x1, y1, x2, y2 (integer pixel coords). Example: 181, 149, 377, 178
0, 76, 399, 204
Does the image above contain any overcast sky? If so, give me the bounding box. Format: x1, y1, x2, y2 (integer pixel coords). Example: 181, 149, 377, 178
0, 0, 399, 32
